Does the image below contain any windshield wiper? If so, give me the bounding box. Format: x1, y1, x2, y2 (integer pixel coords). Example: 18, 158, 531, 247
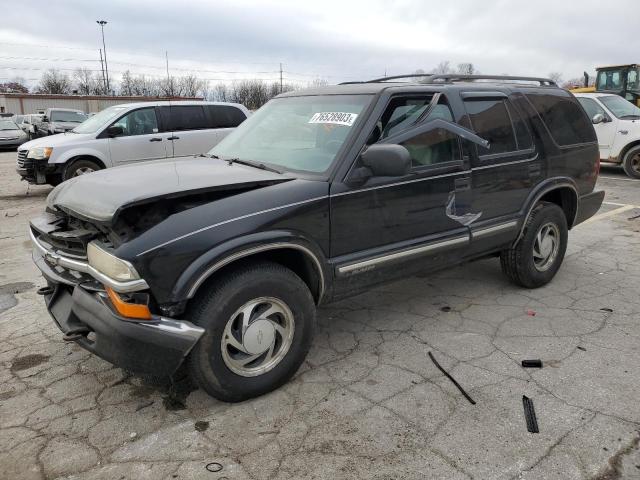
620, 114, 640, 119
226, 157, 282, 174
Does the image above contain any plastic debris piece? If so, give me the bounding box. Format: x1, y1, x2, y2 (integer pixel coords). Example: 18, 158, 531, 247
440, 306, 452, 313
521, 359, 543, 368
600, 308, 613, 312
526, 309, 536, 316
523, 396, 539, 433
206, 462, 223, 473
577, 346, 587, 351
428, 352, 476, 405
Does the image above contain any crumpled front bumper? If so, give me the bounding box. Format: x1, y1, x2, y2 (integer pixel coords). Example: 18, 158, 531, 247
34, 248, 204, 377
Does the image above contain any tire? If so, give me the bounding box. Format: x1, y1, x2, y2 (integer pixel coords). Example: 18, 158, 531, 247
63, 158, 102, 181
622, 145, 640, 179
500, 202, 568, 288
188, 261, 316, 402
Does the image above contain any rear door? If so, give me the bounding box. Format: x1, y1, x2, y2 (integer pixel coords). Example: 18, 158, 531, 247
161, 104, 217, 157
106, 107, 168, 165
464, 93, 536, 249
205, 104, 247, 145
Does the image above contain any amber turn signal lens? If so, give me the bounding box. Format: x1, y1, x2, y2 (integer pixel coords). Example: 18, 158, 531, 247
105, 287, 152, 320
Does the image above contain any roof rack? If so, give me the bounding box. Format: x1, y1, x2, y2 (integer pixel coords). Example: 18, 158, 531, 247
362, 73, 557, 87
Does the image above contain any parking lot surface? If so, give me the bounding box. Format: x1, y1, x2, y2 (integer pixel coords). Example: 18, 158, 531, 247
1, 151, 639, 479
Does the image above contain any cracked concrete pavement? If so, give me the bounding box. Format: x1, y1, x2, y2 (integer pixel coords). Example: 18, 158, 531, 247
1, 151, 639, 479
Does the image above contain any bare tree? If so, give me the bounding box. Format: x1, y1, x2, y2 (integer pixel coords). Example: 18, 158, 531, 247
179, 75, 206, 97
307, 77, 329, 87
213, 83, 229, 102
0, 77, 29, 93
37, 69, 71, 94
457, 63, 477, 75
548, 72, 563, 85
74, 68, 101, 95
430, 61, 452, 75
120, 70, 135, 96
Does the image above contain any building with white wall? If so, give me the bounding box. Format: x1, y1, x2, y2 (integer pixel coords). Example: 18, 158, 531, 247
0, 93, 203, 115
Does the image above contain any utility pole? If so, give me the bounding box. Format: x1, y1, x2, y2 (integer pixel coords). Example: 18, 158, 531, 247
96, 20, 110, 94
98, 49, 106, 93
279, 63, 283, 93
166, 51, 171, 96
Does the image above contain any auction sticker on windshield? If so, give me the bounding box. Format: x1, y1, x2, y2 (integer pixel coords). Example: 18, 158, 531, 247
309, 112, 358, 127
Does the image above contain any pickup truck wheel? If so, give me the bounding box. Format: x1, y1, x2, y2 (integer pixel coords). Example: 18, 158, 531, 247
622, 146, 640, 179
500, 202, 568, 288
63, 159, 101, 181
188, 261, 316, 402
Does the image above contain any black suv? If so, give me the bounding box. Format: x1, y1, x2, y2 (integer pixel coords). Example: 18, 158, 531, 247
30, 74, 604, 401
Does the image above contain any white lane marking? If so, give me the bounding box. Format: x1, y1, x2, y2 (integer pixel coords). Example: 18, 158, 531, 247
598, 176, 640, 182
603, 201, 632, 206
580, 205, 636, 226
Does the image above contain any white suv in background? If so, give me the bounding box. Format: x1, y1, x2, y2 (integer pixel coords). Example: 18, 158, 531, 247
16, 101, 250, 185
575, 93, 640, 179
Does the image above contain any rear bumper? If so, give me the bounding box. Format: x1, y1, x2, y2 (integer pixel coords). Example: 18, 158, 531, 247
34, 249, 204, 377
574, 190, 605, 226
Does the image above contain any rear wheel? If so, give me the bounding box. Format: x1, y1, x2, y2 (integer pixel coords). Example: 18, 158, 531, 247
500, 202, 568, 288
188, 261, 316, 402
63, 159, 102, 181
622, 146, 640, 179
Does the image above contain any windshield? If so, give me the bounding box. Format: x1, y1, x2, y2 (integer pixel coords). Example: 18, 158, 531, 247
209, 94, 372, 174
73, 106, 128, 134
599, 95, 640, 119
0, 120, 19, 130
50, 110, 88, 123
14, 115, 24, 123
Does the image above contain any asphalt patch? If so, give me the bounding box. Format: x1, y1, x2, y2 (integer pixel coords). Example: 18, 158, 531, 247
0, 281, 35, 314
10, 353, 50, 372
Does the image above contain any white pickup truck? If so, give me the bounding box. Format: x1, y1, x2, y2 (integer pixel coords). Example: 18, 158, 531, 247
574, 93, 640, 178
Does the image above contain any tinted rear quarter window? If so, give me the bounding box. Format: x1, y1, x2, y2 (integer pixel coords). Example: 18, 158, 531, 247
168, 105, 208, 131
206, 105, 247, 128
526, 93, 595, 146
464, 99, 517, 155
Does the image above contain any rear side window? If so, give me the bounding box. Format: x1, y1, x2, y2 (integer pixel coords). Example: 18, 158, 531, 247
505, 101, 533, 150
464, 99, 517, 155
526, 93, 595, 146
168, 105, 208, 131
206, 105, 247, 128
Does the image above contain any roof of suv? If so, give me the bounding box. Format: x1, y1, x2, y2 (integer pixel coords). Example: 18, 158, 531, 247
106, 100, 247, 110
283, 82, 560, 97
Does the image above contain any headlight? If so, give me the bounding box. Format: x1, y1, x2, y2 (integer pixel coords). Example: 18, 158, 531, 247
27, 147, 53, 159
87, 242, 141, 281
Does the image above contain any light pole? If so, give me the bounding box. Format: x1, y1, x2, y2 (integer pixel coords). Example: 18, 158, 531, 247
96, 20, 110, 94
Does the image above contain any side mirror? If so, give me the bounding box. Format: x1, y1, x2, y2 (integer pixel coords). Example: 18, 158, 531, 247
106, 125, 124, 137
42, 116, 48, 122
592, 113, 605, 125
361, 144, 411, 177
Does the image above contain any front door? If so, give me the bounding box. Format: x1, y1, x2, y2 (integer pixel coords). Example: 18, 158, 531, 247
330, 95, 473, 297
107, 107, 168, 165
576, 97, 618, 160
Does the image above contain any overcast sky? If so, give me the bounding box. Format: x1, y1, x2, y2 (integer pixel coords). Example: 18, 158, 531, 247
0, 0, 637, 88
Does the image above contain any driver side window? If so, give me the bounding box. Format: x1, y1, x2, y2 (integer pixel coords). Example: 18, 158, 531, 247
112, 108, 158, 137
369, 95, 459, 168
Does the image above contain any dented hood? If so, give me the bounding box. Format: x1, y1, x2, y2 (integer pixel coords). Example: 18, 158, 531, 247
47, 156, 292, 223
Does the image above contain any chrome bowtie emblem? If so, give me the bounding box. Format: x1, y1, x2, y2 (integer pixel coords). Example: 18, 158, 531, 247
257, 330, 264, 345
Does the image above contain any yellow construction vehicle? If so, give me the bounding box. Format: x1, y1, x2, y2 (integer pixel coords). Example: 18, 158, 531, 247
572, 64, 640, 106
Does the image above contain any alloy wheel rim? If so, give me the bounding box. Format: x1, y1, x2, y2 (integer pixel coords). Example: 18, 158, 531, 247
631, 153, 640, 174
220, 296, 295, 377
532, 222, 560, 272
73, 167, 95, 176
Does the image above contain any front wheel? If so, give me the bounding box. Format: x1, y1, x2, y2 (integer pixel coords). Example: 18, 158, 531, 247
500, 202, 568, 288
63, 159, 102, 181
622, 146, 640, 179
188, 261, 316, 402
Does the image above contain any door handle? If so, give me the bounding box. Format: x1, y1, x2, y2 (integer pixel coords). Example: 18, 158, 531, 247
167, 136, 180, 140
454, 177, 471, 191
149, 138, 162, 142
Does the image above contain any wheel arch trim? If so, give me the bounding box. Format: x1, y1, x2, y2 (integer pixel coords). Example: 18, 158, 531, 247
185, 242, 326, 303
513, 178, 578, 245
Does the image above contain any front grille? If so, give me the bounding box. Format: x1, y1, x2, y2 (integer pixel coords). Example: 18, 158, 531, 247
31, 212, 108, 260
17, 149, 28, 168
